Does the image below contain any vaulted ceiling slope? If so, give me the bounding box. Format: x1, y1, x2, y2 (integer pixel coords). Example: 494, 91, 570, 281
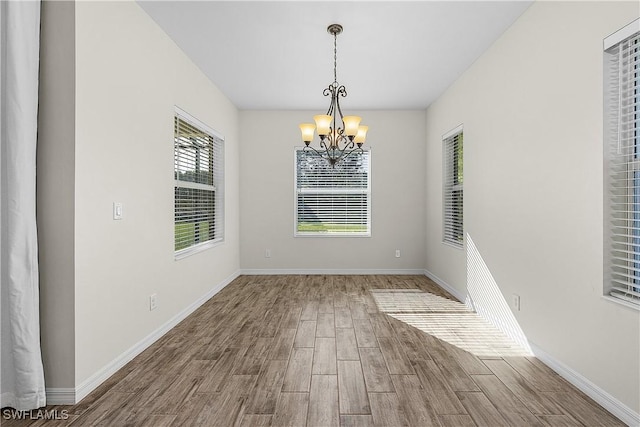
137, 1, 533, 110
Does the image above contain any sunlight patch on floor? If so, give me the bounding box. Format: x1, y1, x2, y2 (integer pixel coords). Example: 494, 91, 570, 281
370, 289, 531, 357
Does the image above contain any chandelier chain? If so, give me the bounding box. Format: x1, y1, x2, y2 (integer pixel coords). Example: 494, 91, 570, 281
333, 31, 338, 84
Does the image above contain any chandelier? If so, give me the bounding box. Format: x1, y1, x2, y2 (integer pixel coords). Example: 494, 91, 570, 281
298, 24, 368, 167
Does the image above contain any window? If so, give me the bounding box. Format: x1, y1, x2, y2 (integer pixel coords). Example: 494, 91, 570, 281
174, 109, 224, 257
604, 20, 640, 307
295, 149, 371, 236
443, 126, 463, 248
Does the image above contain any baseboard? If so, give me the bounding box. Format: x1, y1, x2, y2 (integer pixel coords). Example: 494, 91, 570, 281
44, 388, 76, 406
48, 269, 241, 405
529, 342, 640, 427
423, 269, 639, 427
423, 268, 466, 302
241, 268, 426, 275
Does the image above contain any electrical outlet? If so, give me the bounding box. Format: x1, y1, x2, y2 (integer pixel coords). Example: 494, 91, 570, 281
512, 294, 520, 311
149, 294, 157, 311
265, 249, 271, 258
395, 249, 401, 258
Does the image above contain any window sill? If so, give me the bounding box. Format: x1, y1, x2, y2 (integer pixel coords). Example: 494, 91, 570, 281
175, 239, 224, 260
442, 240, 464, 250
602, 295, 640, 311
295, 232, 371, 238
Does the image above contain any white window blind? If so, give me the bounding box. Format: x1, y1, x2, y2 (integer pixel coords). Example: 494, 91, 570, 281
174, 112, 224, 256
605, 23, 640, 306
295, 149, 371, 236
443, 128, 463, 248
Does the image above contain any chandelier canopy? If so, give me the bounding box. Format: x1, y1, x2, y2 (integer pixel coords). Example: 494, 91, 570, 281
299, 24, 368, 167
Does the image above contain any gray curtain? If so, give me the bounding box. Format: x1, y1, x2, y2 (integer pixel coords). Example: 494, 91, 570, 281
0, 0, 46, 411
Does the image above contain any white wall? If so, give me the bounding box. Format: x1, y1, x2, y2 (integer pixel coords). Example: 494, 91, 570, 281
240, 110, 426, 272
38, 0, 241, 391
425, 0, 639, 416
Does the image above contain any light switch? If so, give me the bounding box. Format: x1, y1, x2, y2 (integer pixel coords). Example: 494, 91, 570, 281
113, 202, 123, 220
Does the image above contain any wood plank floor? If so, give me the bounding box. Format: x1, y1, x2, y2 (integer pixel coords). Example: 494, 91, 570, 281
2, 275, 624, 426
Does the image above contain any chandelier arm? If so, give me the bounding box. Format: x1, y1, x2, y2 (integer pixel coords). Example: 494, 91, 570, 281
344, 136, 355, 150
331, 88, 339, 146
320, 137, 335, 154
306, 140, 346, 166
330, 145, 363, 168
303, 144, 325, 158
324, 85, 336, 128
341, 145, 364, 159
330, 147, 350, 167
335, 86, 347, 126
333, 131, 353, 150
336, 129, 348, 150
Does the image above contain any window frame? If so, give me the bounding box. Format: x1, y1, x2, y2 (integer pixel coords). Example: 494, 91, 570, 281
603, 19, 640, 309
293, 147, 372, 238
174, 107, 225, 259
442, 125, 464, 249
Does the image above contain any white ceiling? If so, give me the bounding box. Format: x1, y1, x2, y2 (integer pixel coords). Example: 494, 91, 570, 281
137, 1, 533, 110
